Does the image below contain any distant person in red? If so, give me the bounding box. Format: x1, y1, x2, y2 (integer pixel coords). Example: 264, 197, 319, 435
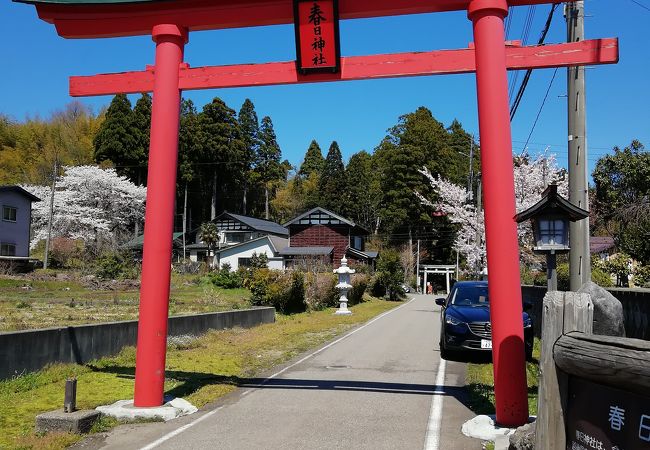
426, 282, 433, 295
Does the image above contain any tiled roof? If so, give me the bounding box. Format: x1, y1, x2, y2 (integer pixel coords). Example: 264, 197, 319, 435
223, 212, 288, 236
590, 236, 615, 254
279, 246, 334, 256
0, 186, 41, 202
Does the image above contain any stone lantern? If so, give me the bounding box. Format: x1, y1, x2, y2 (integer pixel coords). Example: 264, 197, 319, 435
333, 256, 355, 315
516, 184, 588, 290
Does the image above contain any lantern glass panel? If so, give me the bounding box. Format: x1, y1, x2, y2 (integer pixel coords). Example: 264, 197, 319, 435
538, 218, 566, 246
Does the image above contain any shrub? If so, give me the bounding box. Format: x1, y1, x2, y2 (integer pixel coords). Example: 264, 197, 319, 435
304, 272, 339, 311
556, 263, 570, 291
375, 249, 405, 301
633, 264, 650, 288
591, 267, 614, 287
368, 275, 387, 298
95, 252, 125, 280
207, 263, 243, 289
249, 269, 306, 314
348, 274, 370, 305
49, 238, 84, 269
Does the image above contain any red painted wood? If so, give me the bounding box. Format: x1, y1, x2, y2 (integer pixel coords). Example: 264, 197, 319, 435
132, 24, 187, 407
469, 0, 528, 426
69, 38, 618, 96
35, 0, 574, 39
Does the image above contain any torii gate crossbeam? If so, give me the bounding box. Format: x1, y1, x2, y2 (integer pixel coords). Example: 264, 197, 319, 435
18, 0, 618, 428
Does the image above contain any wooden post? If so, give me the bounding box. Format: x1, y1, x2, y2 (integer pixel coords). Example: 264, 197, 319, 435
535, 291, 593, 450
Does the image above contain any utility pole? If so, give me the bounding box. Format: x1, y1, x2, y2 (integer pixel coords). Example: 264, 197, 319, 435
467, 136, 475, 202
476, 175, 483, 276
566, 1, 591, 290
43, 160, 57, 270
416, 239, 420, 293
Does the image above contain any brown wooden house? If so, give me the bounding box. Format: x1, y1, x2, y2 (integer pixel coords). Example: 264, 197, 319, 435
280, 207, 377, 268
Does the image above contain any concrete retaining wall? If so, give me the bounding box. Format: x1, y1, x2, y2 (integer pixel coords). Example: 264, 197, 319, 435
522, 286, 650, 340
0, 307, 275, 380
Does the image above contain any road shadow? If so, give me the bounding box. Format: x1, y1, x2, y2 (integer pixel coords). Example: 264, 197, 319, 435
86, 364, 473, 408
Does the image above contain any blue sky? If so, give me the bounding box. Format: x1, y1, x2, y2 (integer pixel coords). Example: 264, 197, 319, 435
2, 1, 649, 177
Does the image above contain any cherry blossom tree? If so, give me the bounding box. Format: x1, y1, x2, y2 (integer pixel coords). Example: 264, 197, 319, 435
23, 165, 146, 248
416, 151, 568, 274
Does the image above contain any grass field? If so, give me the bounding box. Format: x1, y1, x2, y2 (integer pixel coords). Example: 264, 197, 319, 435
0, 297, 399, 450
0, 272, 250, 332
465, 338, 542, 418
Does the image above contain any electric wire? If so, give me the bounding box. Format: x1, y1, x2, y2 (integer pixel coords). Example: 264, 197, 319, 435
509, 3, 560, 121
629, 0, 650, 12
521, 67, 559, 155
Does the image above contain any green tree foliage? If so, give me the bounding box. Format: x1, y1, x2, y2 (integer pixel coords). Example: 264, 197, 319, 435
256, 116, 286, 219
593, 140, 650, 264
344, 150, 380, 230
198, 98, 246, 218
375, 249, 405, 301
374, 108, 472, 267
199, 222, 220, 265
130, 93, 152, 185
446, 119, 480, 189
318, 141, 347, 213
238, 99, 260, 215
93, 94, 136, 179
178, 99, 201, 186
0, 103, 100, 185
298, 139, 324, 180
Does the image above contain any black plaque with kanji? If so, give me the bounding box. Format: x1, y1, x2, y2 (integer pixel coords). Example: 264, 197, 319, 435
566, 376, 650, 450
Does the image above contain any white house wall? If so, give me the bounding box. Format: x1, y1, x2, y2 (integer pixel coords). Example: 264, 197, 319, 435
218, 239, 283, 271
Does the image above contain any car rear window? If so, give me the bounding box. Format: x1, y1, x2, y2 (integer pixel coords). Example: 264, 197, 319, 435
451, 285, 489, 306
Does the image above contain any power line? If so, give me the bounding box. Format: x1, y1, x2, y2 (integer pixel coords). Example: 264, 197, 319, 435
629, 0, 650, 12
522, 68, 559, 154
509, 3, 560, 121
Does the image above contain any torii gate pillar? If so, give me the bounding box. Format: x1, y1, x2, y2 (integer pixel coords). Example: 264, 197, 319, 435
133, 24, 187, 407
469, 0, 528, 426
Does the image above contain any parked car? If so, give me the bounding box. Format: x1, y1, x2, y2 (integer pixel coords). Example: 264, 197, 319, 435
435, 281, 533, 361
400, 283, 411, 293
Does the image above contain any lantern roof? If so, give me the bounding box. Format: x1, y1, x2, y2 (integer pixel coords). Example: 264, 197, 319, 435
515, 184, 589, 223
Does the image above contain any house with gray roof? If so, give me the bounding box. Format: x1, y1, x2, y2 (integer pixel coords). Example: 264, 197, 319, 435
281, 207, 377, 269
185, 212, 288, 265
0, 186, 40, 262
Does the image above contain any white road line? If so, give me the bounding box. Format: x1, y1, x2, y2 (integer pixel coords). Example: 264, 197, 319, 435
138, 407, 223, 450
139, 298, 415, 450
423, 358, 447, 450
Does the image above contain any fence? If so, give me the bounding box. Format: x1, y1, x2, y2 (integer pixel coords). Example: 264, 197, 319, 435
0, 307, 275, 380
521, 285, 650, 340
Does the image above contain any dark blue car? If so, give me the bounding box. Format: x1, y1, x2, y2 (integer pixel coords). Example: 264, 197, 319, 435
435, 281, 534, 361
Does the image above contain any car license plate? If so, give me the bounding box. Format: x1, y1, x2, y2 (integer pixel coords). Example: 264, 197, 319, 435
481, 339, 492, 349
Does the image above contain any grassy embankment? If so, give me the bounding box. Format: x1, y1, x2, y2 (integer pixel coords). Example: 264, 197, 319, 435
0, 297, 398, 450
465, 338, 542, 418
0, 272, 249, 332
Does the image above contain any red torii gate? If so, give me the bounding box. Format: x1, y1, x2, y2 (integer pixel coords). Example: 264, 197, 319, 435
19, 0, 618, 427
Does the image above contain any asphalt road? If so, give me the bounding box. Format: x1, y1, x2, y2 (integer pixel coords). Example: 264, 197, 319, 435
94, 295, 481, 450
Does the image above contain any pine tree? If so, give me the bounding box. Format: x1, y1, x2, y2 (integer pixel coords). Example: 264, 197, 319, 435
238, 99, 260, 215
318, 141, 347, 213
446, 119, 480, 190
198, 97, 246, 219
93, 94, 136, 179
256, 116, 285, 219
178, 98, 201, 253
130, 93, 152, 185
298, 140, 324, 180
345, 150, 380, 231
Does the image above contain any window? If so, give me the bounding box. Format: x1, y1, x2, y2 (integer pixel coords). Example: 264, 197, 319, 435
238, 257, 252, 268
0, 243, 16, 256
2, 206, 17, 222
